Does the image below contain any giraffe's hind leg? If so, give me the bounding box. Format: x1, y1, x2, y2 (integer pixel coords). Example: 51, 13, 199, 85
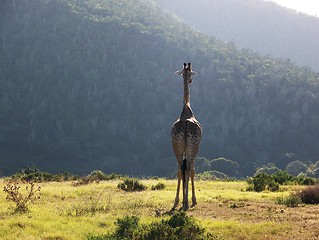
185, 124, 201, 208
171, 124, 186, 210
191, 166, 197, 207
182, 168, 190, 210
173, 168, 182, 209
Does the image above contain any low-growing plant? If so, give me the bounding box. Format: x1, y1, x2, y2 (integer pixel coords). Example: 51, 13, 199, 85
296, 185, 319, 204
88, 212, 218, 240
115, 215, 140, 239
275, 194, 302, 207
66, 194, 110, 216
139, 211, 208, 240
151, 182, 166, 191
67, 203, 109, 217
117, 178, 147, 192
3, 181, 41, 213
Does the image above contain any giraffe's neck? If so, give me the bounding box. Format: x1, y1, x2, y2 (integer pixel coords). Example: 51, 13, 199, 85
181, 79, 194, 120
183, 79, 190, 105
180, 103, 194, 121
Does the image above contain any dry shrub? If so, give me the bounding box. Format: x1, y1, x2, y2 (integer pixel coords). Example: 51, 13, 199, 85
296, 185, 319, 204
3, 181, 41, 213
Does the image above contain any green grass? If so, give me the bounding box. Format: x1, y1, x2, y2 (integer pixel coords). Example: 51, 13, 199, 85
0, 179, 315, 240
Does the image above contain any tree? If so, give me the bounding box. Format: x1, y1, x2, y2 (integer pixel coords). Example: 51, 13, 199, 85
210, 157, 239, 177
255, 163, 280, 175
286, 161, 308, 176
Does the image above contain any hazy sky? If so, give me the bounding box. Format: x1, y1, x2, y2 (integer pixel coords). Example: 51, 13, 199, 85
269, 0, 319, 17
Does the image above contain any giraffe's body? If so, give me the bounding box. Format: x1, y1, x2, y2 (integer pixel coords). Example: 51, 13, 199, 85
171, 63, 202, 210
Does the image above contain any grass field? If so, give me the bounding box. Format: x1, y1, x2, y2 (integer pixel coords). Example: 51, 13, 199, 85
0, 178, 319, 240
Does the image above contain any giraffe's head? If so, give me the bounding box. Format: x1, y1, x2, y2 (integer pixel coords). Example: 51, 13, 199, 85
175, 63, 198, 84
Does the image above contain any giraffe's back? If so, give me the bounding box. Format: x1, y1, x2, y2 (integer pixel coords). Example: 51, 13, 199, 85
171, 117, 202, 161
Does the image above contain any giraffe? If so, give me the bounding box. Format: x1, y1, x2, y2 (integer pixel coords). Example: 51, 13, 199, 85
171, 62, 202, 210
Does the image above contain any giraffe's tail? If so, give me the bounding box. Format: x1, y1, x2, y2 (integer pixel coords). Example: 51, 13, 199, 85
182, 158, 187, 182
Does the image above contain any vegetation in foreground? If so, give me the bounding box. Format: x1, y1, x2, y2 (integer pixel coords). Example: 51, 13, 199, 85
89, 212, 217, 240
1, 170, 319, 240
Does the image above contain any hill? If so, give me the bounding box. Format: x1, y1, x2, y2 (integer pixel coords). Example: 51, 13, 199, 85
156, 0, 319, 72
1, 0, 319, 177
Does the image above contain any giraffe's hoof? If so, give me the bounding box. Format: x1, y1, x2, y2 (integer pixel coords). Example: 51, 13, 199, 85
172, 203, 179, 211
182, 205, 189, 211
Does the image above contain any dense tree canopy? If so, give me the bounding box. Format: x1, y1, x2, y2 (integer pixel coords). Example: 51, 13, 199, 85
1, 0, 319, 177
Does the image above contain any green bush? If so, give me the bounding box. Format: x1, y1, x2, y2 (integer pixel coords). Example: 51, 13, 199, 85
88, 212, 218, 240
268, 181, 280, 192
272, 171, 293, 185
20, 171, 55, 182
275, 194, 301, 207
247, 171, 317, 192
114, 215, 140, 239
13, 167, 52, 182
88, 171, 123, 181
151, 182, 166, 191
295, 175, 317, 185
74, 171, 123, 186
247, 172, 279, 192
117, 178, 147, 192
12, 167, 79, 182
139, 212, 207, 240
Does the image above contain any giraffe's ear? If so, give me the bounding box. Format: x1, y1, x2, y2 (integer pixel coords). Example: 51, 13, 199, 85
191, 71, 198, 77
174, 70, 183, 76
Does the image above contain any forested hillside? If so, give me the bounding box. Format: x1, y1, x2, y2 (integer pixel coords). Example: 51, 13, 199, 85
1, 0, 319, 177
157, 0, 319, 72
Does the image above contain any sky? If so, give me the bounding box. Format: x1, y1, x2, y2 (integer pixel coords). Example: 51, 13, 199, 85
269, 0, 319, 17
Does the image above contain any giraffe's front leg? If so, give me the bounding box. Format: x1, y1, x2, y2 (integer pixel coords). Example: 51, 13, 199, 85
173, 168, 182, 209
191, 167, 197, 207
